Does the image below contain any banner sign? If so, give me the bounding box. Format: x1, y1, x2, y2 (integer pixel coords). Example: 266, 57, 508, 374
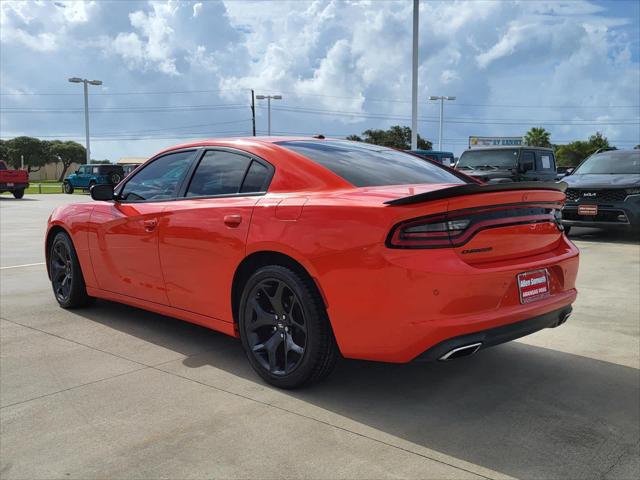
469, 136, 524, 148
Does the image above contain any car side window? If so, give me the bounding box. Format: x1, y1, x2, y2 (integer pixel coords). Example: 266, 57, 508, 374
240, 161, 270, 193
92, 167, 100, 175
536, 151, 555, 171
120, 151, 194, 201
186, 151, 252, 197
77, 166, 86, 174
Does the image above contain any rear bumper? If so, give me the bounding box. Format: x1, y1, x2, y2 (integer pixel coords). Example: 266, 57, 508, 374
413, 306, 572, 362
561, 195, 640, 230
0, 182, 28, 191
320, 237, 579, 363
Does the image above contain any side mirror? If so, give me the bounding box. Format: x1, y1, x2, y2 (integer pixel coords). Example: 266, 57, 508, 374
90, 184, 115, 201
520, 161, 534, 173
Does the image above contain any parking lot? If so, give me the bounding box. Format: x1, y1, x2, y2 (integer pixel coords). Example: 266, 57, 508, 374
1, 194, 638, 479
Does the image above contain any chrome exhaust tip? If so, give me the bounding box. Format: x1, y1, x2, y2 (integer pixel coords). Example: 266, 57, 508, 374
439, 342, 483, 361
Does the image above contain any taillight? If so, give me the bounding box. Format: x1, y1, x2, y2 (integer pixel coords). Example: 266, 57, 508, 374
387, 215, 471, 248
386, 204, 561, 249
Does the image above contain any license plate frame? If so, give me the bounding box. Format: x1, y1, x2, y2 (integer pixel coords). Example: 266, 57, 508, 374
578, 204, 598, 216
517, 269, 550, 304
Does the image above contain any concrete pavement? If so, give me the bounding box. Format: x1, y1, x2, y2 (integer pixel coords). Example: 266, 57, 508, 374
1, 194, 638, 479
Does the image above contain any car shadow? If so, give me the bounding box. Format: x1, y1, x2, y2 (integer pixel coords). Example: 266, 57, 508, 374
568, 226, 639, 245
74, 300, 639, 480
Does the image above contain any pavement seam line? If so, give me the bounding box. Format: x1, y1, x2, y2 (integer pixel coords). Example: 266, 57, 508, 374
0, 366, 150, 410
1, 317, 494, 479
150, 365, 497, 480
0, 262, 46, 270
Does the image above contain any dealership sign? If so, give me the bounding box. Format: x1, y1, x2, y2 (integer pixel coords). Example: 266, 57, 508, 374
469, 136, 524, 148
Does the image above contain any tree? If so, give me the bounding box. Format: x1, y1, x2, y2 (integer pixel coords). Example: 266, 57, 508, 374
588, 132, 610, 152
0, 140, 8, 162
524, 127, 551, 147
348, 125, 432, 150
49, 140, 87, 181
4, 136, 52, 172
555, 132, 613, 167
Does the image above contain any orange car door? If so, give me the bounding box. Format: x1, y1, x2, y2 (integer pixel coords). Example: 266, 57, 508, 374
159, 149, 273, 322
89, 150, 197, 305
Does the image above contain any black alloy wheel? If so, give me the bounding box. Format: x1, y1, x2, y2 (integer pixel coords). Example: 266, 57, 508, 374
239, 265, 338, 388
50, 238, 73, 303
245, 278, 307, 376
49, 232, 91, 308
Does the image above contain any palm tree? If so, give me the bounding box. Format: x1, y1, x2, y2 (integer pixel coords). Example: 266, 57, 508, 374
524, 127, 552, 147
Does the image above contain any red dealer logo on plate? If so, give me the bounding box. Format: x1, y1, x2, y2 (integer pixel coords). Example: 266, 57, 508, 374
517, 269, 550, 304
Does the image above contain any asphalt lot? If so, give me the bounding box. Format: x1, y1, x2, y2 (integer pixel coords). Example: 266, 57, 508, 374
1, 194, 639, 480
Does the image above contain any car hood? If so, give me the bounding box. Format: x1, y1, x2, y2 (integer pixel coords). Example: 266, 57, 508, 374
564, 173, 640, 188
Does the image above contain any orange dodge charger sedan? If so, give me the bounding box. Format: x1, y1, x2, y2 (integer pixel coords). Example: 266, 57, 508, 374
46, 138, 579, 388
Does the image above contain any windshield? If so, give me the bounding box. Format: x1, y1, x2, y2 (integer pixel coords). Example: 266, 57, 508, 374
457, 149, 519, 169
572, 151, 640, 175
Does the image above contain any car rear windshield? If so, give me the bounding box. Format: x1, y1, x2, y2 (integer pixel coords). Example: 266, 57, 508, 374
572, 151, 640, 175
457, 149, 519, 169
276, 140, 466, 187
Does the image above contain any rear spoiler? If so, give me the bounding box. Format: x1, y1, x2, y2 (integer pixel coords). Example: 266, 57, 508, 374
384, 181, 567, 206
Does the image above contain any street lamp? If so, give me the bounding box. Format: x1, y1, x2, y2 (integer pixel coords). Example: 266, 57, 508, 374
429, 95, 456, 151
68, 77, 103, 163
255, 94, 282, 136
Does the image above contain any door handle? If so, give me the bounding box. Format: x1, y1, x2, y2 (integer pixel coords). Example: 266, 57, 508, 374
224, 214, 242, 227
143, 219, 158, 232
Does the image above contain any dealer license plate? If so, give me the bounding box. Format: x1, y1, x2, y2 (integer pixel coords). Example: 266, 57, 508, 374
578, 204, 598, 216
517, 269, 550, 304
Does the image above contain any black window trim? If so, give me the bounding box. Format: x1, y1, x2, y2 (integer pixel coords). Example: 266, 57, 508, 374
179, 147, 275, 200
114, 147, 200, 203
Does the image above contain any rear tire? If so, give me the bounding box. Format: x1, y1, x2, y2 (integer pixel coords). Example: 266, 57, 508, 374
63, 182, 74, 194
49, 232, 92, 308
12, 189, 24, 199
88, 180, 96, 193
239, 265, 338, 389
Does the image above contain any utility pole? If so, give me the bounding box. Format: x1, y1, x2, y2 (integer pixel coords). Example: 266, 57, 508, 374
428, 95, 456, 150
255, 94, 282, 136
251, 89, 256, 136
411, 0, 419, 150
68, 77, 102, 163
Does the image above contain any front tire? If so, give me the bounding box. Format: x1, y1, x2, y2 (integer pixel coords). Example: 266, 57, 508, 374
49, 232, 92, 308
63, 182, 74, 194
12, 189, 24, 199
239, 265, 338, 389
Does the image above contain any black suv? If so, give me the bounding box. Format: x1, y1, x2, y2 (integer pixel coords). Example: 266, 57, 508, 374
455, 146, 559, 183
561, 150, 640, 233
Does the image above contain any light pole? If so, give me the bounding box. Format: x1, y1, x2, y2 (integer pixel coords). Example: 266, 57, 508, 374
411, 0, 419, 150
255, 94, 282, 135
429, 95, 456, 150
68, 77, 102, 163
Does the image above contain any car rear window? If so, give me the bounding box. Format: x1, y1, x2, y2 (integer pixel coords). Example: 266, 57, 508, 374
277, 140, 465, 187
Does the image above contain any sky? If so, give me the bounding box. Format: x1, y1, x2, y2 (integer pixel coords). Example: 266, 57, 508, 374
1, 0, 639, 160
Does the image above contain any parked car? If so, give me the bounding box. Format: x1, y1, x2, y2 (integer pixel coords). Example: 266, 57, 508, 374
63, 164, 124, 194
455, 146, 559, 183
46, 138, 578, 388
561, 149, 640, 234
0, 160, 29, 199
409, 150, 455, 167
